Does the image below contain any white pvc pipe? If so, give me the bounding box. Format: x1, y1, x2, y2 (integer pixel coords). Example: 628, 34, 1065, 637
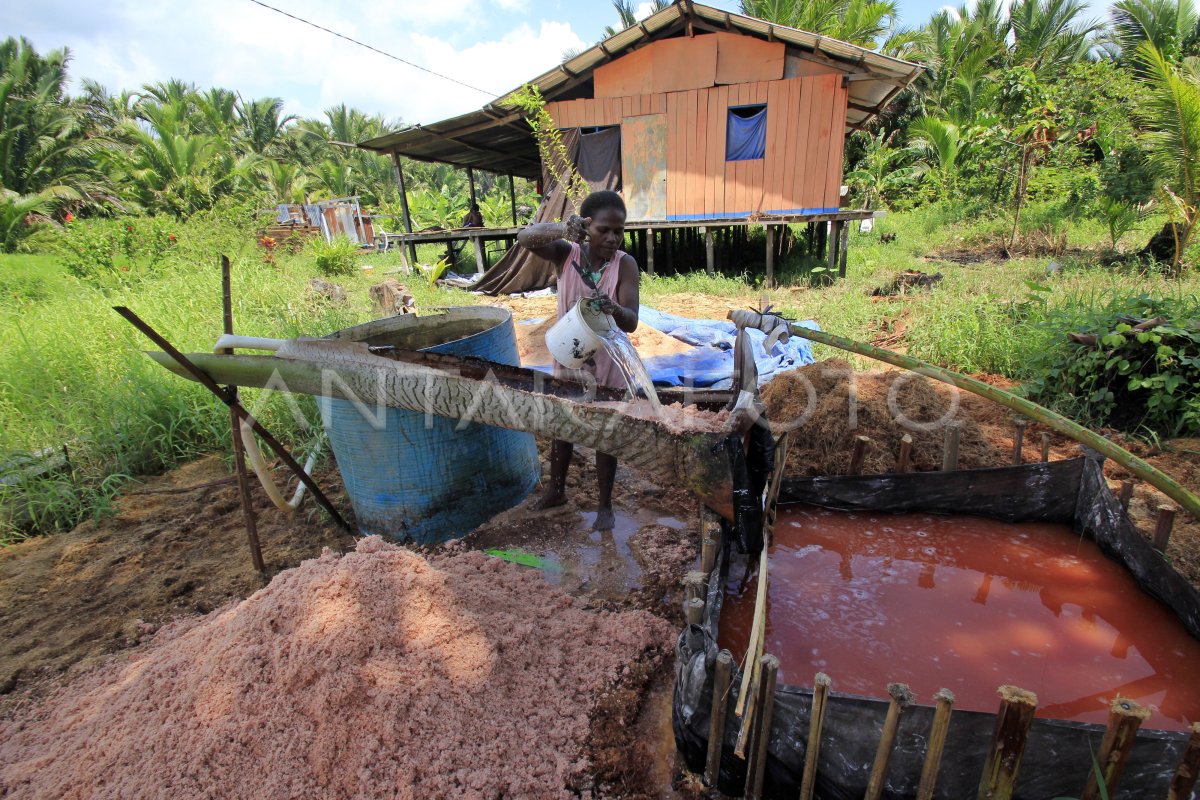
239, 419, 321, 512
213, 334, 285, 353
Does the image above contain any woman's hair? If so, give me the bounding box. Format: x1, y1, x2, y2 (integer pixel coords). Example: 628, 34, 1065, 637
579, 190, 626, 220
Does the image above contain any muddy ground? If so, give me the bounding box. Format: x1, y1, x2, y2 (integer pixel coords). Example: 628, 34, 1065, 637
3, 294, 1200, 798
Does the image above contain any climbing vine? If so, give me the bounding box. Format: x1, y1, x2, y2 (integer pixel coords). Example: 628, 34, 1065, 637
504, 84, 590, 209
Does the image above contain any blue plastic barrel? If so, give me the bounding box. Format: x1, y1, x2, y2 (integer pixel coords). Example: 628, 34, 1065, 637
317, 307, 540, 543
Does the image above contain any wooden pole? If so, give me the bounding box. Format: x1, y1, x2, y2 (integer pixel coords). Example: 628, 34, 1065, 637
1155, 505, 1177, 551
917, 689, 956, 800
705, 229, 715, 276
1168, 722, 1200, 800
114, 306, 352, 532
683, 570, 708, 604
389, 153, 417, 267
827, 221, 840, 273
221, 256, 265, 575
943, 421, 962, 472
799, 673, 831, 800
1081, 696, 1151, 800
472, 235, 486, 276
705, 650, 734, 787
467, 166, 478, 208
896, 434, 913, 474
700, 506, 721, 575
764, 225, 775, 288
1012, 417, 1027, 465
976, 685, 1038, 800
864, 683, 914, 800
686, 597, 705, 626
508, 173, 518, 225
838, 219, 850, 278
646, 229, 655, 274
745, 654, 780, 800
1118, 479, 1135, 511
1040, 431, 1051, 462
849, 434, 870, 475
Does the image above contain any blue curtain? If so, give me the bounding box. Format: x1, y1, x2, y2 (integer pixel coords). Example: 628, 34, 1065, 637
726, 107, 767, 161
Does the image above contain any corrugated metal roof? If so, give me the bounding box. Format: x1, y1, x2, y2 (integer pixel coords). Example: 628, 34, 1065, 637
359, 1, 922, 177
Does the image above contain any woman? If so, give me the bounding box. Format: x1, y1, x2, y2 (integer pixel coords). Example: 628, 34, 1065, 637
516, 190, 640, 531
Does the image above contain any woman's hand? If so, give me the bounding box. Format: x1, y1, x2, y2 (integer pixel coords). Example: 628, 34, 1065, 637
565, 215, 591, 243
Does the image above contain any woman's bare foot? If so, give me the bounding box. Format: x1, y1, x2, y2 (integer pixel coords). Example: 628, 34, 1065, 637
530, 490, 567, 511
592, 506, 616, 531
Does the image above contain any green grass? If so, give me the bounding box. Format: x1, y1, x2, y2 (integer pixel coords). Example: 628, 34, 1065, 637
0, 219, 478, 541
5, 201, 1200, 542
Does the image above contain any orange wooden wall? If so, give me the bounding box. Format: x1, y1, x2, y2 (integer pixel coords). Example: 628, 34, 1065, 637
545, 73, 848, 220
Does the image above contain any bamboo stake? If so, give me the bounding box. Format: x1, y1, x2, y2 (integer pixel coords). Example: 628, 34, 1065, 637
745, 654, 780, 800
916, 689, 956, 800
705, 650, 734, 787
683, 571, 708, 604
777, 320, 1200, 519
896, 434, 912, 474
849, 434, 870, 474
222, 254, 264, 575
700, 507, 721, 576
1040, 431, 1051, 462
1081, 696, 1151, 800
1155, 505, 1177, 551
943, 422, 962, 472
1168, 722, 1200, 800
798, 673, 831, 800
976, 685, 1038, 800
1012, 417, 1027, 465
864, 683, 914, 800
1118, 480, 1135, 511
734, 434, 791, 757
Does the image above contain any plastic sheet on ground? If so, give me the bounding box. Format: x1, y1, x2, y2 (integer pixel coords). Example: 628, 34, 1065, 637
521, 307, 818, 389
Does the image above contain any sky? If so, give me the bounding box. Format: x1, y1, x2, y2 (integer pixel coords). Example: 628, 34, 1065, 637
4, 0, 1108, 128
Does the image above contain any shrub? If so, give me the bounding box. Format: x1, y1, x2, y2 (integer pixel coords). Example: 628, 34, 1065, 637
60, 216, 179, 286
308, 235, 358, 277
1023, 294, 1200, 438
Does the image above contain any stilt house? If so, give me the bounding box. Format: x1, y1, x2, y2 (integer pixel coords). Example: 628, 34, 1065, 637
359, 1, 922, 290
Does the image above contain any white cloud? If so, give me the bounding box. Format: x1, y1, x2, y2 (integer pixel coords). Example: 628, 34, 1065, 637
2, 0, 585, 125
634, 2, 660, 21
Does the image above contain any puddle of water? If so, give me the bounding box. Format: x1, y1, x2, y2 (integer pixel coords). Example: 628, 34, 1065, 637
718, 504, 1200, 731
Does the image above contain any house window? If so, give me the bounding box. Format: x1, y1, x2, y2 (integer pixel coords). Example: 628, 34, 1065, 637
726, 104, 767, 161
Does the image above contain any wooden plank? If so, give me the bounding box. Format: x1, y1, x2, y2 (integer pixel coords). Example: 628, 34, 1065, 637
716, 84, 731, 216
610, 97, 623, 126
825, 80, 849, 208
652, 34, 718, 94
792, 77, 815, 209
622, 113, 668, 221
545, 100, 563, 128
667, 92, 682, 217
714, 31, 785, 85
746, 160, 765, 214
764, 80, 785, 212
734, 83, 749, 215
694, 89, 709, 218
623, 95, 634, 119
685, 89, 700, 216
595, 45, 654, 97
705, 85, 721, 217
807, 75, 836, 209
784, 54, 843, 79
652, 93, 666, 114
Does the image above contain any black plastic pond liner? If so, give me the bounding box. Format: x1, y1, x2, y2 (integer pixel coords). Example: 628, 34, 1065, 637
673, 454, 1199, 799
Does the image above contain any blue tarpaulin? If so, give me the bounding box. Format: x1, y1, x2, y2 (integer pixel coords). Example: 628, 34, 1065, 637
521, 307, 818, 389
726, 107, 767, 161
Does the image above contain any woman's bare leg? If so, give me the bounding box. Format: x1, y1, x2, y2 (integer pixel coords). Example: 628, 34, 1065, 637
593, 451, 617, 530
531, 439, 573, 510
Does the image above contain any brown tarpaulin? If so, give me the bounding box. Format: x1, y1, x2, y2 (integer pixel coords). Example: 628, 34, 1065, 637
471, 127, 622, 296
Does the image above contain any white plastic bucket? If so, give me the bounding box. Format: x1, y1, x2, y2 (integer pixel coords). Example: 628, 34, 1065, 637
545, 298, 615, 369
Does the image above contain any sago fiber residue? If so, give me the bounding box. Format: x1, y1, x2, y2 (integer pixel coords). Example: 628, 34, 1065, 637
0, 536, 673, 799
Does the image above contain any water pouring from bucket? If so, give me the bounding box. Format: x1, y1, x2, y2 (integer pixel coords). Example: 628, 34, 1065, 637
546, 296, 661, 410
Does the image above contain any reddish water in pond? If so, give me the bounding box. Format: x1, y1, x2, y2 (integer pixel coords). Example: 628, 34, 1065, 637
718, 505, 1200, 731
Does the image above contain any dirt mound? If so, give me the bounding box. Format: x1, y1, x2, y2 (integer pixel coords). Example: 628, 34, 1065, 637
0, 537, 674, 799
762, 358, 1005, 476
516, 317, 692, 367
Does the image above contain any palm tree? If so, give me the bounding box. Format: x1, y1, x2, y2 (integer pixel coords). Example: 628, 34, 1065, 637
1008, 0, 1103, 78
1108, 0, 1200, 63
907, 116, 968, 195
257, 159, 308, 203
741, 0, 898, 47
235, 96, 297, 156
845, 130, 919, 208
603, 0, 670, 37
1135, 40, 1200, 270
